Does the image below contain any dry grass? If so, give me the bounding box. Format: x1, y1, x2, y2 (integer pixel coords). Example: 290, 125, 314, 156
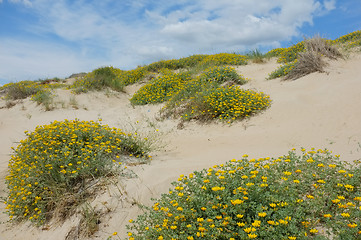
285, 35, 343, 80
284, 51, 326, 80
305, 35, 342, 59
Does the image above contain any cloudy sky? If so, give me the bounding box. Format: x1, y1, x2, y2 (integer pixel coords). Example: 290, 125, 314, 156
0, 0, 360, 84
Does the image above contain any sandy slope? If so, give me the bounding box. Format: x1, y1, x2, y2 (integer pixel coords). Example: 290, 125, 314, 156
0, 53, 360, 240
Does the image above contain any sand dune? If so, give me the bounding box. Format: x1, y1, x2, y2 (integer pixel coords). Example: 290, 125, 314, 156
0, 53, 360, 240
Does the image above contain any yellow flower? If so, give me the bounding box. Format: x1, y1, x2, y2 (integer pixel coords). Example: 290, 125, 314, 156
310, 229, 318, 234
258, 212, 267, 217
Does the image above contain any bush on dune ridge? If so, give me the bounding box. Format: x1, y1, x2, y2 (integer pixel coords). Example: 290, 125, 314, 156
126, 148, 361, 240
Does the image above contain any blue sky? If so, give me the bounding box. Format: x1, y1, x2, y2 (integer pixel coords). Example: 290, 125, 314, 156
0, 0, 360, 85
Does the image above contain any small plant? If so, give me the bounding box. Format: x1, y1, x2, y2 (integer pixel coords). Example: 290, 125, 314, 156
199, 66, 247, 85
4, 119, 151, 225
126, 148, 361, 239
80, 203, 101, 237
69, 95, 79, 109
31, 90, 54, 111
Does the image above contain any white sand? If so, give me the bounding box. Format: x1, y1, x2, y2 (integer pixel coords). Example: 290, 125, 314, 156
0, 53, 360, 239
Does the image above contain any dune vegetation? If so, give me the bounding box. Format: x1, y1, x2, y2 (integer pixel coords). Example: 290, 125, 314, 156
1, 30, 361, 239
126, 149, 361, 239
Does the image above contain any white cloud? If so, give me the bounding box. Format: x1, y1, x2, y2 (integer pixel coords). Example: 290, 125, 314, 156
8, 0, 32, 6
0, 0, 338, 81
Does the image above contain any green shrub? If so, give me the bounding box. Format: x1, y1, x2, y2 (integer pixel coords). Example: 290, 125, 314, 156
130, 70, 192, 105
199, 66, 247, 85
5, 119, 151, 224
70, 66, 125, 93
126, 149, 361, 239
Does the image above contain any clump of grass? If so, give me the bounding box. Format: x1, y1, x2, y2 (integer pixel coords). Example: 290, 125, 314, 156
246, 49, 266, 63
284, 51, 326, 80
285, 36, 342, 80
199, 66, 247, 85
4, 119, 151, 225
126, 148, 361, 239
269, 35, 343, 80
306, 35, 342, 60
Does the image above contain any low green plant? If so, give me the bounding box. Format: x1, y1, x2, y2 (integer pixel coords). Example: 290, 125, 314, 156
199, 66, 247, 85
4, 119, 151, 225
70, 66, 125, 93
126, 148, 361, 239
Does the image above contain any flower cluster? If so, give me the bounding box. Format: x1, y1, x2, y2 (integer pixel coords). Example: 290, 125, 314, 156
126, 149, 361, 239
5, 119, 150, 224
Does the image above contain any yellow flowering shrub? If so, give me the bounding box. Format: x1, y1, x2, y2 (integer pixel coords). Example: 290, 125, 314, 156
5, 119, 151, 224
332, 30, 361, 48
171, 86, 271, 121
130, 70, 192, 105
126, 149, 361, 239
